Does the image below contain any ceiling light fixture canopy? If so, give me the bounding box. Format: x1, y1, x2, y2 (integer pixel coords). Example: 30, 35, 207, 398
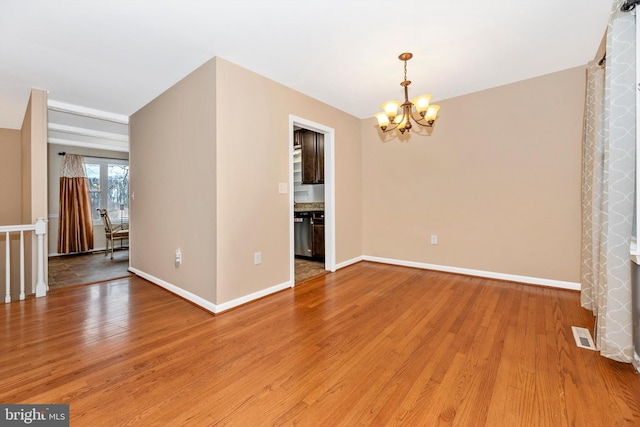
375, 52, 440, 134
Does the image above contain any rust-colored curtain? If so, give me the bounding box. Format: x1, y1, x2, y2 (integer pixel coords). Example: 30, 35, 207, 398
57, 154, 94, 253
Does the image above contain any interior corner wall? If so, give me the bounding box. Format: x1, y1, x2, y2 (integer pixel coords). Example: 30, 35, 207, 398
362, 66, 586, 283
130, 55, 363, 309
129, 58, 218, 303
214, 58, 362, 305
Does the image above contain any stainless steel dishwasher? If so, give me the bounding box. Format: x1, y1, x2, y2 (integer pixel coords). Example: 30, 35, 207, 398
294, 211, 312, 257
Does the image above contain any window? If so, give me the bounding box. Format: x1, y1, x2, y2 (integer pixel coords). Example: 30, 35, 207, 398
85, 158, 129, 222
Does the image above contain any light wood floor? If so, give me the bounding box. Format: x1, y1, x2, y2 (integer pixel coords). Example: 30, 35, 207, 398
2, 262, 639, 426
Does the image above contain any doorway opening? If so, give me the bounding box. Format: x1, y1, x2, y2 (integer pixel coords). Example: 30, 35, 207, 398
289, 115, 335, 285
47, 101, 131, 289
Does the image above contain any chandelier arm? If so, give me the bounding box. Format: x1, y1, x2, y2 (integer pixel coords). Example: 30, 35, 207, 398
380, 108, 409, 133
380, 122, 400, 133
409, 110, 434, 128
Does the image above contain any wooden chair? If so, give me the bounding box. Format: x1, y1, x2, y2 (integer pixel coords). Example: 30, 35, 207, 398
97, 209, 129, 259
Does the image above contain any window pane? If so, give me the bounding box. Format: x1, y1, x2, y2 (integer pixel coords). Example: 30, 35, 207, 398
89, 192, 101, 220
107, 164, 129, 221
85, 163, 101, 220
83, 159, 129, 223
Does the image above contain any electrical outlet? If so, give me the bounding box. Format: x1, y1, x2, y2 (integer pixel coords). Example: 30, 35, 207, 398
430, 235, 438, 245
175, 249, 182, 266
254, 252, 262, 265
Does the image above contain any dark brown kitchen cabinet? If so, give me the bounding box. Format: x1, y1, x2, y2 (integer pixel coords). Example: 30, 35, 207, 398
312, 211, 325, 259
300, 130, 324, 185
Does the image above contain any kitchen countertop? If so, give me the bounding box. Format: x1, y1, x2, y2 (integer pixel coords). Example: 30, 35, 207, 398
294, 202, 324, 212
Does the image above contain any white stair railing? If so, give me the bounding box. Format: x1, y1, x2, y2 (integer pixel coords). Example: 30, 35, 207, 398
1, 218, 47, 303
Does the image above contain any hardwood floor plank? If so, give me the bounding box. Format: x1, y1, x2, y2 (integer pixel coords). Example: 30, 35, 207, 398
484, 283, 523, 426
2, 262, 639, 426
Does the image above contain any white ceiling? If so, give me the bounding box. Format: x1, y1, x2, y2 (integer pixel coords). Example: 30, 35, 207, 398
0, 0, 612, 130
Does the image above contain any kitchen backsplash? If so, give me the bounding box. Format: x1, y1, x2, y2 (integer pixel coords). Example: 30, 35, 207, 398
294, 202, 324, 211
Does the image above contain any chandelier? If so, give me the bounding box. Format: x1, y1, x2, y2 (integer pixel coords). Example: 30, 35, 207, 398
375, 52, 440, 134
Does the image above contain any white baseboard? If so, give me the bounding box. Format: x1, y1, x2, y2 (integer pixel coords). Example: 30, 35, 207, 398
49, 247, 110, 257
335, 256, 363, 270
129, 267, 218, 313
215, 280, 292, 313
362, 256, 581, 291
128, 267, 292, 314
129, 254, 579, 315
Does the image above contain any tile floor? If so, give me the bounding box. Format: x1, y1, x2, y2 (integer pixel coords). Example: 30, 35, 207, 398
295, 258, 326, 283
48, 249, 131, 289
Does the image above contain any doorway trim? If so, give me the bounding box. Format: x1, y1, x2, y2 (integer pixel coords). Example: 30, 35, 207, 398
289, 115, 336, 287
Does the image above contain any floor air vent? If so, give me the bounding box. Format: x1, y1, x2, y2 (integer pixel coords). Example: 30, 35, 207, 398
571, 326, 597, 351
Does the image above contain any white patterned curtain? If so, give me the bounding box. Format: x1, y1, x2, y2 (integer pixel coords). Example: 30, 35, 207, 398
581, 0, 635, 363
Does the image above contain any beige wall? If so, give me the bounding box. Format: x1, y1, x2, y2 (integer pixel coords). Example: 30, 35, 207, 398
6, 88, 48, 295
362, 66, 586, 283
0, 128, 22, 296
47, 144, 128, 255
214, 58, 362, 304
0, 128, 22, 225
131, 56, 585, 308
21, 97, 32, 224
21, 89, 48, 225
24, 89, 49, 291
130, 57, 363, 307
130, 58, 218, 302
0, 60, 588, 305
